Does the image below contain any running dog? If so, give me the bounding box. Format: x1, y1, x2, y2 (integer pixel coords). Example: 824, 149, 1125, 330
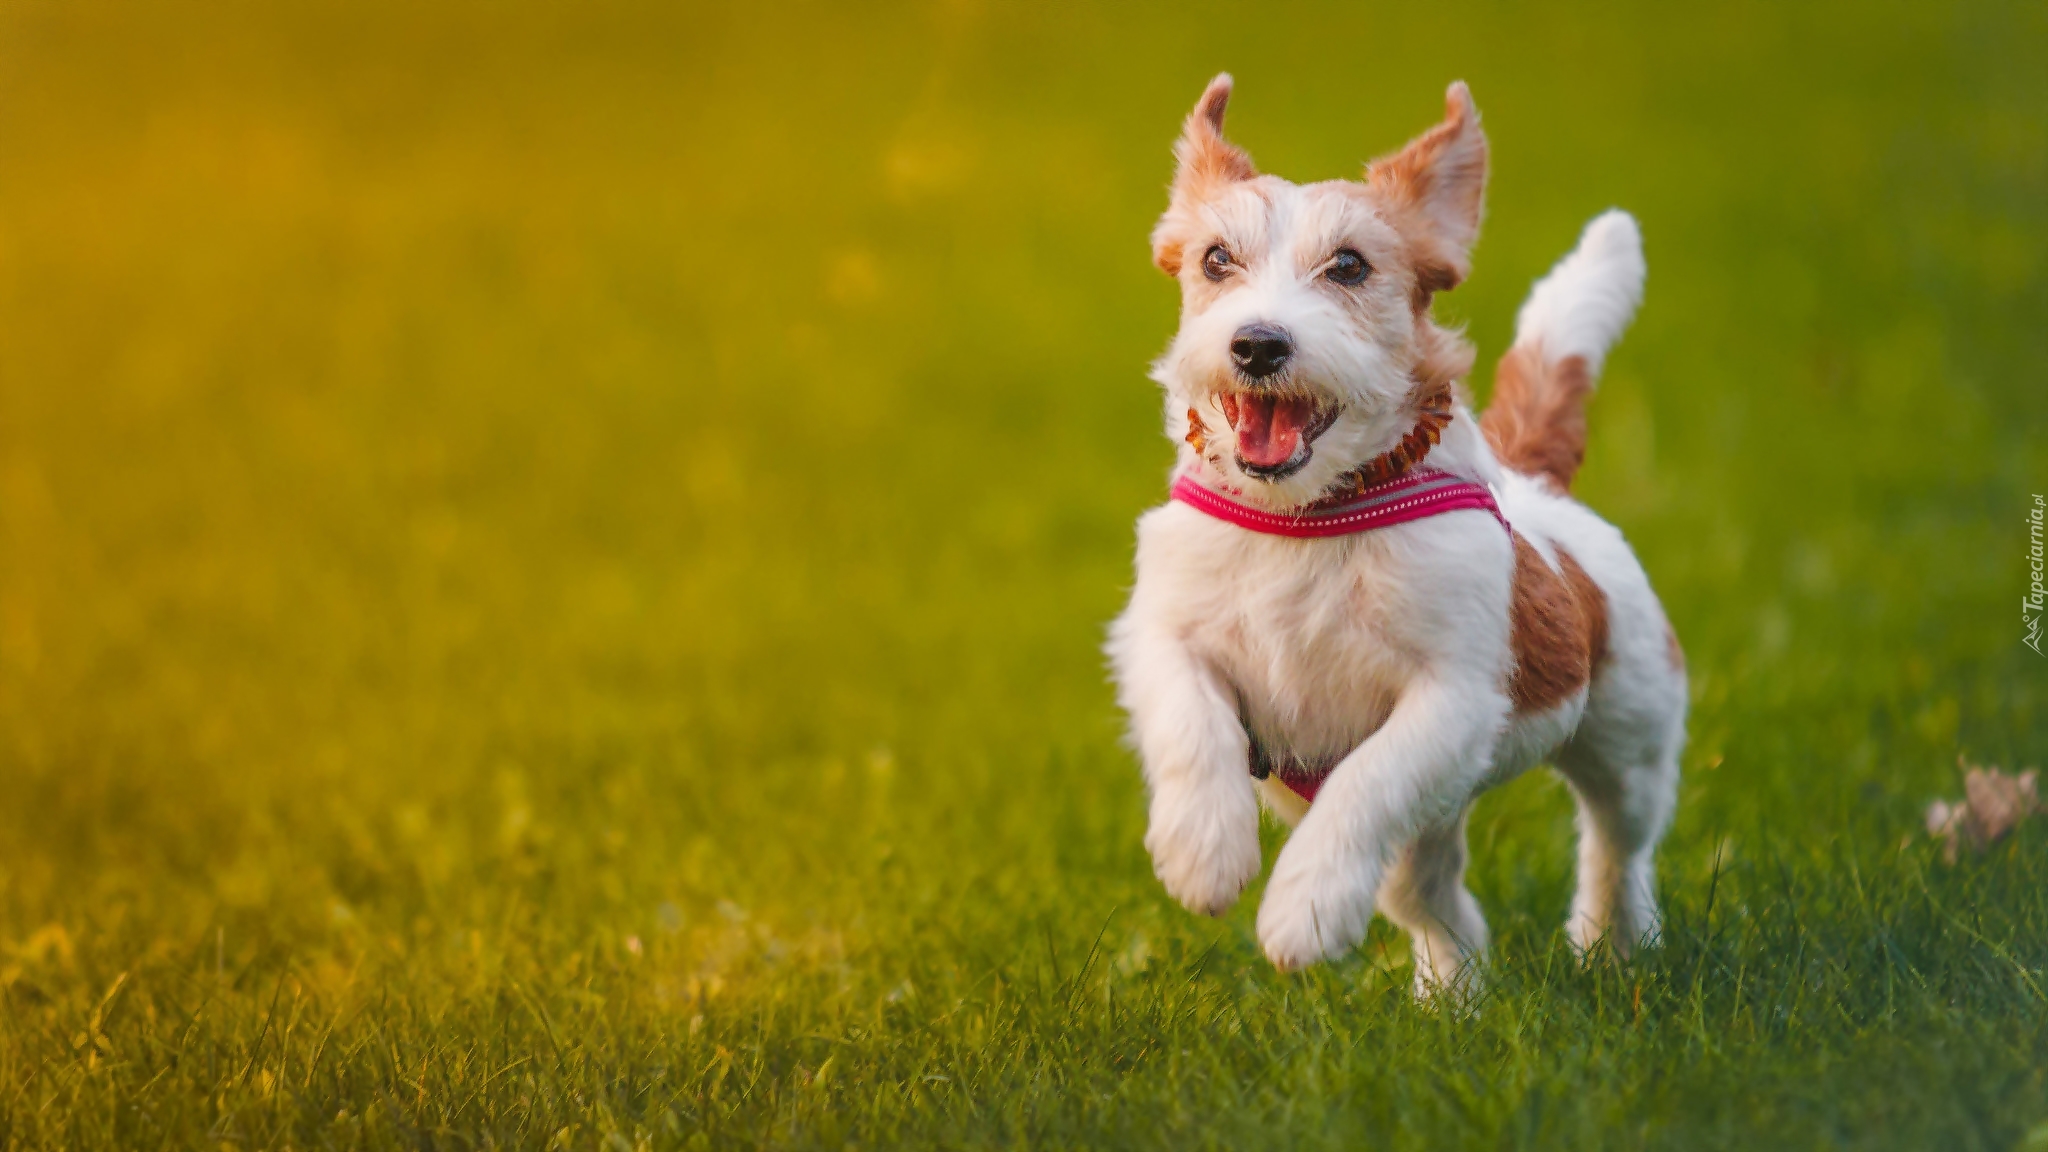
1108, 75, 1687, 990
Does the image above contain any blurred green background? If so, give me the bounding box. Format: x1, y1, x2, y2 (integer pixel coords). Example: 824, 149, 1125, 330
2, 1, 2045, 1148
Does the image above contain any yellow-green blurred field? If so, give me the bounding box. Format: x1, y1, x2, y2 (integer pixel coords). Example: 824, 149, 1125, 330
3, 2, 2046, 1148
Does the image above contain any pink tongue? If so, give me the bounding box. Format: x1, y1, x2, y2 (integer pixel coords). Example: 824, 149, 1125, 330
1233, 393, 1314, 469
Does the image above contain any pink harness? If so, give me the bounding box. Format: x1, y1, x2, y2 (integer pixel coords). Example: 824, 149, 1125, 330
1169, 465, 1509, 802
1170, 465, 1507, 538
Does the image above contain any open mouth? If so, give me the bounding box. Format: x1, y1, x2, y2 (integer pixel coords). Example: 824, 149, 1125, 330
1220, 390, 1340, 480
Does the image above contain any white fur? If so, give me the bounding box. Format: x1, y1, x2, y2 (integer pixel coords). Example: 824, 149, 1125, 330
1111, 199, 1685, 993
1512, 209, 1645, 376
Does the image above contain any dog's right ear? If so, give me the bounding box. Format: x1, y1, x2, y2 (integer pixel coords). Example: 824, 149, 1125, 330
1152, 73, 1256, 276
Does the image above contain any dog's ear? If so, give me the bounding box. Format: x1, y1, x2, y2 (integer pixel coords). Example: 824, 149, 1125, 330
1152, 73, 1256, 276
1366, 81, 1488, 296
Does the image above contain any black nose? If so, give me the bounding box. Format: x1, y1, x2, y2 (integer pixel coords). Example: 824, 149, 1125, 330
1230, 324, 1293, 379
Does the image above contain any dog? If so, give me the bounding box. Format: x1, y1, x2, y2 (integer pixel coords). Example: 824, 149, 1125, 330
1108, 75, 1687, 990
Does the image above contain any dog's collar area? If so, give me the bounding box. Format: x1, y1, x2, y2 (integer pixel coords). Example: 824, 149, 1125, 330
1172, 466, 1506, 539
1311, 382, 1455, 505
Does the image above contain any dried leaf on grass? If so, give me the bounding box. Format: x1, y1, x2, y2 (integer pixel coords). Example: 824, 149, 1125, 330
1925, 757, 2042, 863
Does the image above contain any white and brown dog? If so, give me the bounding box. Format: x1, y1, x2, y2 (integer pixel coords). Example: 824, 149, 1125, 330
1108, 75, 1687, 989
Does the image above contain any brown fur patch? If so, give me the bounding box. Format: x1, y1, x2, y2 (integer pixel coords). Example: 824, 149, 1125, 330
1481, 344, 1594, 492
1561, 547, 1609, 671
1364, 82, 1487, 296
1508, 534, 1609, 713
1409, 320, 1476, 399
1151, 75, 1257, 276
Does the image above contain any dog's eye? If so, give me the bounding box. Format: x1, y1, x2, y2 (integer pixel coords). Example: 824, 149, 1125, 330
1201, 245, 1233, 281
1325, 249, 1370, 286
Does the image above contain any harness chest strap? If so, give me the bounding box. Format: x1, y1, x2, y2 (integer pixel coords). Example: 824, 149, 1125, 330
1170, 465, 1508, 539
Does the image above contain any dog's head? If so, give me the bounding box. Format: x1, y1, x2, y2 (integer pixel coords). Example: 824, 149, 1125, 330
1151, 75, 1486, 508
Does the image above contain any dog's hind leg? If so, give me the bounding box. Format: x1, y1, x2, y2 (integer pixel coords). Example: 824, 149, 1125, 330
1378, 810, 1489, 995
1555, 739, 1679, 957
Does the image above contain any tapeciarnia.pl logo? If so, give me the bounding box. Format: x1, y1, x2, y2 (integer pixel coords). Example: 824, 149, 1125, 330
2028, 494, 2045, 655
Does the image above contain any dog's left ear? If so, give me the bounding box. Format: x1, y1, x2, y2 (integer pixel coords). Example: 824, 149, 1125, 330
1367, 82, 1488, 296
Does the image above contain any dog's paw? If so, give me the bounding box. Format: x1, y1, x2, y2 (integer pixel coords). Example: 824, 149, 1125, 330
1411, 958, 1485, 1006
1255, 839, 1377, 971
1144, 781, 1261, 917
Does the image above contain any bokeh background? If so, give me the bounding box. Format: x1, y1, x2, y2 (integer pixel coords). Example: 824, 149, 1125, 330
2, 2, 2045, 1148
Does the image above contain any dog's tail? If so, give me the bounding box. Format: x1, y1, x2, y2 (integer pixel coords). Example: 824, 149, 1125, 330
1480, 209, 1645, 493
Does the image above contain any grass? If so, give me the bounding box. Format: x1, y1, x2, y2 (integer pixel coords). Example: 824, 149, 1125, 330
2, 0, 2046, 1147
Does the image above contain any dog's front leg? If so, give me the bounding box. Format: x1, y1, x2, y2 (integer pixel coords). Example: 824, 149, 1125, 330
1115, 630, 1262, 916
1256, 674, 1507, 970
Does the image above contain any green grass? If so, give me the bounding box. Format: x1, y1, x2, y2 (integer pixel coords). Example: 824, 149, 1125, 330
2, 1, 2046, 1147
